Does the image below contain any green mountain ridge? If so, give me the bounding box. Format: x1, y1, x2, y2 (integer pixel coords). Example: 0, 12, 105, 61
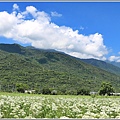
106, 60, 120, 68
0, 43, 120, 93
80, 58, 120, 76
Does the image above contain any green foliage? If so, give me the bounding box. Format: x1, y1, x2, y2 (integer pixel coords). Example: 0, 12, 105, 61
17, 88, 25, 93
65, 89, 77, 95
99, 82, 114, 95
77, 88, 90, 95
16, 83, 28, 93
42, 88, 51, 95
1, 94, 120, 118
81, 58, 120, 76
0, 43, 120, 94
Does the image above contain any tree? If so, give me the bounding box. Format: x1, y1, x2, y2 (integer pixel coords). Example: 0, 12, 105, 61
16, 83, 28, 93
42, 88, 51, 94
65, 89, 77, 95
77, 88, 90, 95
99, 82, 114, 96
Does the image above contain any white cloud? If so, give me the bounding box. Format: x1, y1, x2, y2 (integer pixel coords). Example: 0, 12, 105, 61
80, 26, 84, 30
25, 6, 37, 17
0, 4, 108, 60
117, 59, 120, 62
0, 11, 18, 36
109, 56, 120, 62
51, 11, 62, 17
13, 4, 19, 11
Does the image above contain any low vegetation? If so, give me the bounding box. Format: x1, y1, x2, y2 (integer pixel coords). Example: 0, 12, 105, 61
0, 93, 120, 118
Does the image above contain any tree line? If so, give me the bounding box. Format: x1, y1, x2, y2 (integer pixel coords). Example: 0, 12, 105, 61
9, 82, 114, 96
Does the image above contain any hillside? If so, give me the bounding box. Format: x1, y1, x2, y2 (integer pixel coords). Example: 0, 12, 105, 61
80, 58, 120, 76
106, 60, 120, 68
0, 43, 120, 93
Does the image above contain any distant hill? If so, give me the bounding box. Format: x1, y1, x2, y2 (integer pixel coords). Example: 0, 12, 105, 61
106, 60, 120, 68
80, 58, 120, 76
0, 43, 120, 93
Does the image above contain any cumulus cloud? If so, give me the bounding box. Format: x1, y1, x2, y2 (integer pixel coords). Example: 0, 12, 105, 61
51, 11, 62, 17
13, 4, 19, 11
0, 11, 18, 36
108, 52, 120, 62
0, 4, 108, 60
109, 56, 120, 62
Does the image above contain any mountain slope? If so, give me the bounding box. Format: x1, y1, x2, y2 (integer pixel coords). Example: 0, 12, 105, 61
80, 58, 120, 76
106, 60, 120, 68
0, 43, 120, 93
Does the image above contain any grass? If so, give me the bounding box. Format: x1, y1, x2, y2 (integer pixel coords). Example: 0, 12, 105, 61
0, 91, 119, 98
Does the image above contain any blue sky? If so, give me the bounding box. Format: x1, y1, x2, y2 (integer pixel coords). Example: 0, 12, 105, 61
0, 2, 120, 62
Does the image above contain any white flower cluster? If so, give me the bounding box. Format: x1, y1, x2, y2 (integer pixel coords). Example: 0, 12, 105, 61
0, 95, 120, 118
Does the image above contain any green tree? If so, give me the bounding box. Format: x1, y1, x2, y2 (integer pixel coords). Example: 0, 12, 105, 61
16, 83, 28, 93
65, 89, 77, 95
77, 88, 90, 95
99, 82, 114, 95
42, 88, 51, 94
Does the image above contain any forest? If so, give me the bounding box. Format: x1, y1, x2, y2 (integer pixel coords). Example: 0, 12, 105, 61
0, 43, 120, 94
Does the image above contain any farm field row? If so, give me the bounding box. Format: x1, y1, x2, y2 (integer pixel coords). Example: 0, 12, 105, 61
0, 92, 120, 119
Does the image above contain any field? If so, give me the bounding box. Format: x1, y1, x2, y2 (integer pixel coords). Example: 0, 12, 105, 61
0, 92, 120, 119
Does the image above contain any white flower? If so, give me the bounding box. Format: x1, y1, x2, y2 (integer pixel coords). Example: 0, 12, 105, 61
52, 103, 57, 111
60, 116, 70, 119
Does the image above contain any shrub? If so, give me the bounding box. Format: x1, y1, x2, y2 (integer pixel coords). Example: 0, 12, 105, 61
42, 88, 51, 94
77, 88, 90, 95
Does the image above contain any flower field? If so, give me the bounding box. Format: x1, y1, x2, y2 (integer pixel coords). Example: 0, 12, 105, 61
0, 94, 120, 119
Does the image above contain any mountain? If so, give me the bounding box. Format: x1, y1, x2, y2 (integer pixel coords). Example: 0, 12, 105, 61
0, 43, 120, 93
80, 58, 120, 76
106, 60, 120, 68
0, 43, 26, 54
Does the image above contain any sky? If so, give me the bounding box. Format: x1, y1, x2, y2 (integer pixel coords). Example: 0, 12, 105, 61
0, 2, 120, 62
